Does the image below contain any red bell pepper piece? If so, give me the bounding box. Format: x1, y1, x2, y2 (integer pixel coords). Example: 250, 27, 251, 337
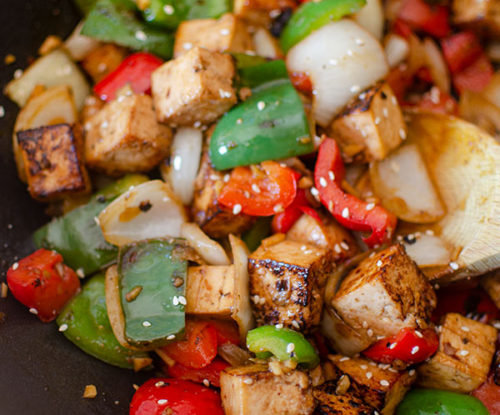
452, 54, 493, 94
130, 378, 224, 415
398, 0, 450, 38
403, 88, 458, 115
314, 138, 397, 247
160, 320, 218, 369
167, 358, 230, 387
6, 249, 80, 322
209, 320, 240, 346
363, 328, 439, 365
94, 52, 163, 102
289, 71, 313, 96
218, 161, 297, 217
271, 188, 321, 234
441, 31, 483, 74
472, 375, 500, 415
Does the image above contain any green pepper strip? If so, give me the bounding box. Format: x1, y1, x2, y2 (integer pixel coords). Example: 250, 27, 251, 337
280, 0, 367, 53
57, 273, 150, 369
396, 389, 489, 415
242, 217, 272, 252
246, 326, 319, 369
33, 174, 148, 276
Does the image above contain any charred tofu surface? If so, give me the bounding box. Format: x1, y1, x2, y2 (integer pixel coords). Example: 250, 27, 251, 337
151, 46, 237, 127
174, 13, 254, 58
220, 364, 315, 415
313, 380, 378, 415
452, 0, 500, 34
328, 355, 416, 414
192, 150, 254, 238
417, 313, 497, 392
185, 265, 235, 318
329, 82, 405, 162
249, 240, 335, 331
84, 94, 171, 176
332, 244, 436, 340
17, 123, 91, 201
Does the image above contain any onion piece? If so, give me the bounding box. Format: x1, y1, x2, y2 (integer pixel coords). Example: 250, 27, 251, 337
403, 234, 452, 268
385, 33, 410, 68
423, 37, 450, 94
160, 128, 202, 206
63, 21, 100, 61
353, 0, 384, 40
5, 49, 90, 110
229, 234, 255, 342
98, 180, 187, 246
287, 20, 389, 127
13, 84, 77, 182
180, 223, 230, 266
370, 144, 446, 223
253, 28, 281, 59
459, 90, 500, 139
218, 343, 251, 366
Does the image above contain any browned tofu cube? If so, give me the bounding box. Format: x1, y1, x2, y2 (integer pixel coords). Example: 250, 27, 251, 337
234, 0, 296, 25
185, 265, 235, 318
174, 13, 254, 58
81, 43, 127, 83
417, 313, 497, 393
151, 46, 237, 127
481, 271, 500, 309
329, 82, 405, 162
84, 94, 172, 176
452, 0, 500, 35
286, 213, 358, 263
192, 150, 254, 238
17, 124, 91, 202
220, 364, 315, 415
249, 239, 335, 331
328, 355, 416, 414
331, 244, 436, 340
313, 380, 378, 415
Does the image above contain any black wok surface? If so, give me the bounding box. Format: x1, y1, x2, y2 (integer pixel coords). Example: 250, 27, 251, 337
0, 2, 151, 413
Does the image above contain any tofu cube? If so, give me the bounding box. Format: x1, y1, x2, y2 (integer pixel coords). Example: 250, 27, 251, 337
234, 0, 295, 25
329, 82, 405, 162
84, 94, 172, 176
286, 213, 359, 263
174, 13, 254, 58
192, 149, 255, 238
185, 265, 235, 318
220, 364, 315, 415
332, 244, 436, 339
17, 124, 91, 202
417, 313, 497, 392
481, 271, 500, 309
452, 0, 500, 35
328, 355, 416, 414
313, 380, 378, 415
249, 239, 335, 331
151, 46, 237, 126
81, 43, 127, 83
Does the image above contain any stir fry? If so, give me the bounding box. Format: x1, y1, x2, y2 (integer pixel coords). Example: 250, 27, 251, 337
3, 0, 500, 413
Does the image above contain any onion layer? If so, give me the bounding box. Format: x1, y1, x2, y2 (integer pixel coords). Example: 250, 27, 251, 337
180, 223, 230, 266
403, 234, 452, 268
64, 21, 100, 61
353, 0, 384, 40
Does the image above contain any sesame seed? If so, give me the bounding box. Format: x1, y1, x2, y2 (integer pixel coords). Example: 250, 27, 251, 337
360, 365, 368, 370
376, 260, 383, 267
257, 101, 266, 111
328, 171, 335, 181
310, 187, 320, 200
459, 350, 470, 356
292, 320, 300, 329
374, 117, 381, 125
163, 4, 174, 14
173, 296, 179, 306
142, 321, 152, 327
157, 399, 168, 405
243, 378, 254, 385
178, 296, 186, 305
334, 244, 342, 253
461, 326, 470, 332
275, 323, 283, 329
409, 369, 416, 376
350, 85, 360, 93
415, 330, 423, 338
389, 343, 396, 349
341, 207, 350, 218
220, 29, 230, 36
167, 334, 176, 340
362, 321, 368, 328
273, 204, 284, 213
380, 380, 390, 387
347, 49, 354, 56
29, 308, 38, 315
244, 190, 250, 198
269, 9, 281, 18
399, 128, 407, 140
286, 343, 295, 354
236, 118, 243, 124
449, 262, 459, 270
14, 69, 23, 79
155, 381, 165, 387
219, 89, 232, 98
383, 108, 389, 118
183, 42, 193, 50
252, 184, 261, 194
425, 229, 435, 236
329, 59, 338, 65
434, 284, 440, 290
367, 329, 374, 337
58, 324, 68, 332
391, 96, 397, 105
328, 201, 333, 211
202, 379, 211, 387
0, 106, 4, 118
411, 346, 419, 355
319, 177, 327, 187
366, 203, 375, 211
339, 356, 350, 362
340, 241, 349, 251
12, 262, 19, 271
366, 372, 373, 379
355, 38, 365, 46
135, 30, 147, 41
76, 268, 85, 278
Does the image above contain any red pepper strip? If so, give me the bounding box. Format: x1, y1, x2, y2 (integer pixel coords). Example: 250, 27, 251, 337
441, 31, 483, 74
130, 378, 224, 415
472, 374, 500, 415
403, 88, 458, 115
453, 54, 494, 94
160, 320, 218, 369
314, 138, 397, 247
93, 52, 163, 102
167, 358, 230, 388
397, 0, 450, 38
363, 328, 439, 365
6, 249, 80, 322
271, 188, 320, 233
209, 320, 240, 346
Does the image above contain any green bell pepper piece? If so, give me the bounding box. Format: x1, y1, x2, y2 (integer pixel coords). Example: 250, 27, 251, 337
242, 217, 272, 252
209, 80, 312, 170
238, 60, 289, 90
33, 174, 148, 276
280, 0, 367, 53
118, 239, 187, 349
232, 53, 268, 70
185, 0, 232, 19
396, 389, 489, 415
246, 325, 319, 368
57, 273, 150, 369
82, 0, 174, 59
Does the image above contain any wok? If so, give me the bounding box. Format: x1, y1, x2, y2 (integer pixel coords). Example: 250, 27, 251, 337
0, 1, 151, 414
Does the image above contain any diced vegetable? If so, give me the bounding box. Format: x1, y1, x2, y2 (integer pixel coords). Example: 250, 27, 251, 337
218, 161, 297, 216
118, 239, 188, 349
403, 234, 452, 268
98, 180, 187, 246
33, 174, 148, 275
93, 52, 163, 101
237, 59, 289, 90
397, 0, 450, 38
168, 358, 230, 387
441, 31, 483, 75
209, 80, 312, 170
242, 217, 272, 252
81, 0, 174, 59
63, 21, 100, 60
57, 273, 150, 369
396, 389, 489, 415
353, 0, 384, 40
453, 54, 494, 94
180, 223, 230, 266
7, 249, 80, 322
280, 0, 367, 53
385, 34, 410, 68
422, 37, 450, 94
246, 325, 320, 368
5, 49, 90, 110
271, 188, 319, 234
